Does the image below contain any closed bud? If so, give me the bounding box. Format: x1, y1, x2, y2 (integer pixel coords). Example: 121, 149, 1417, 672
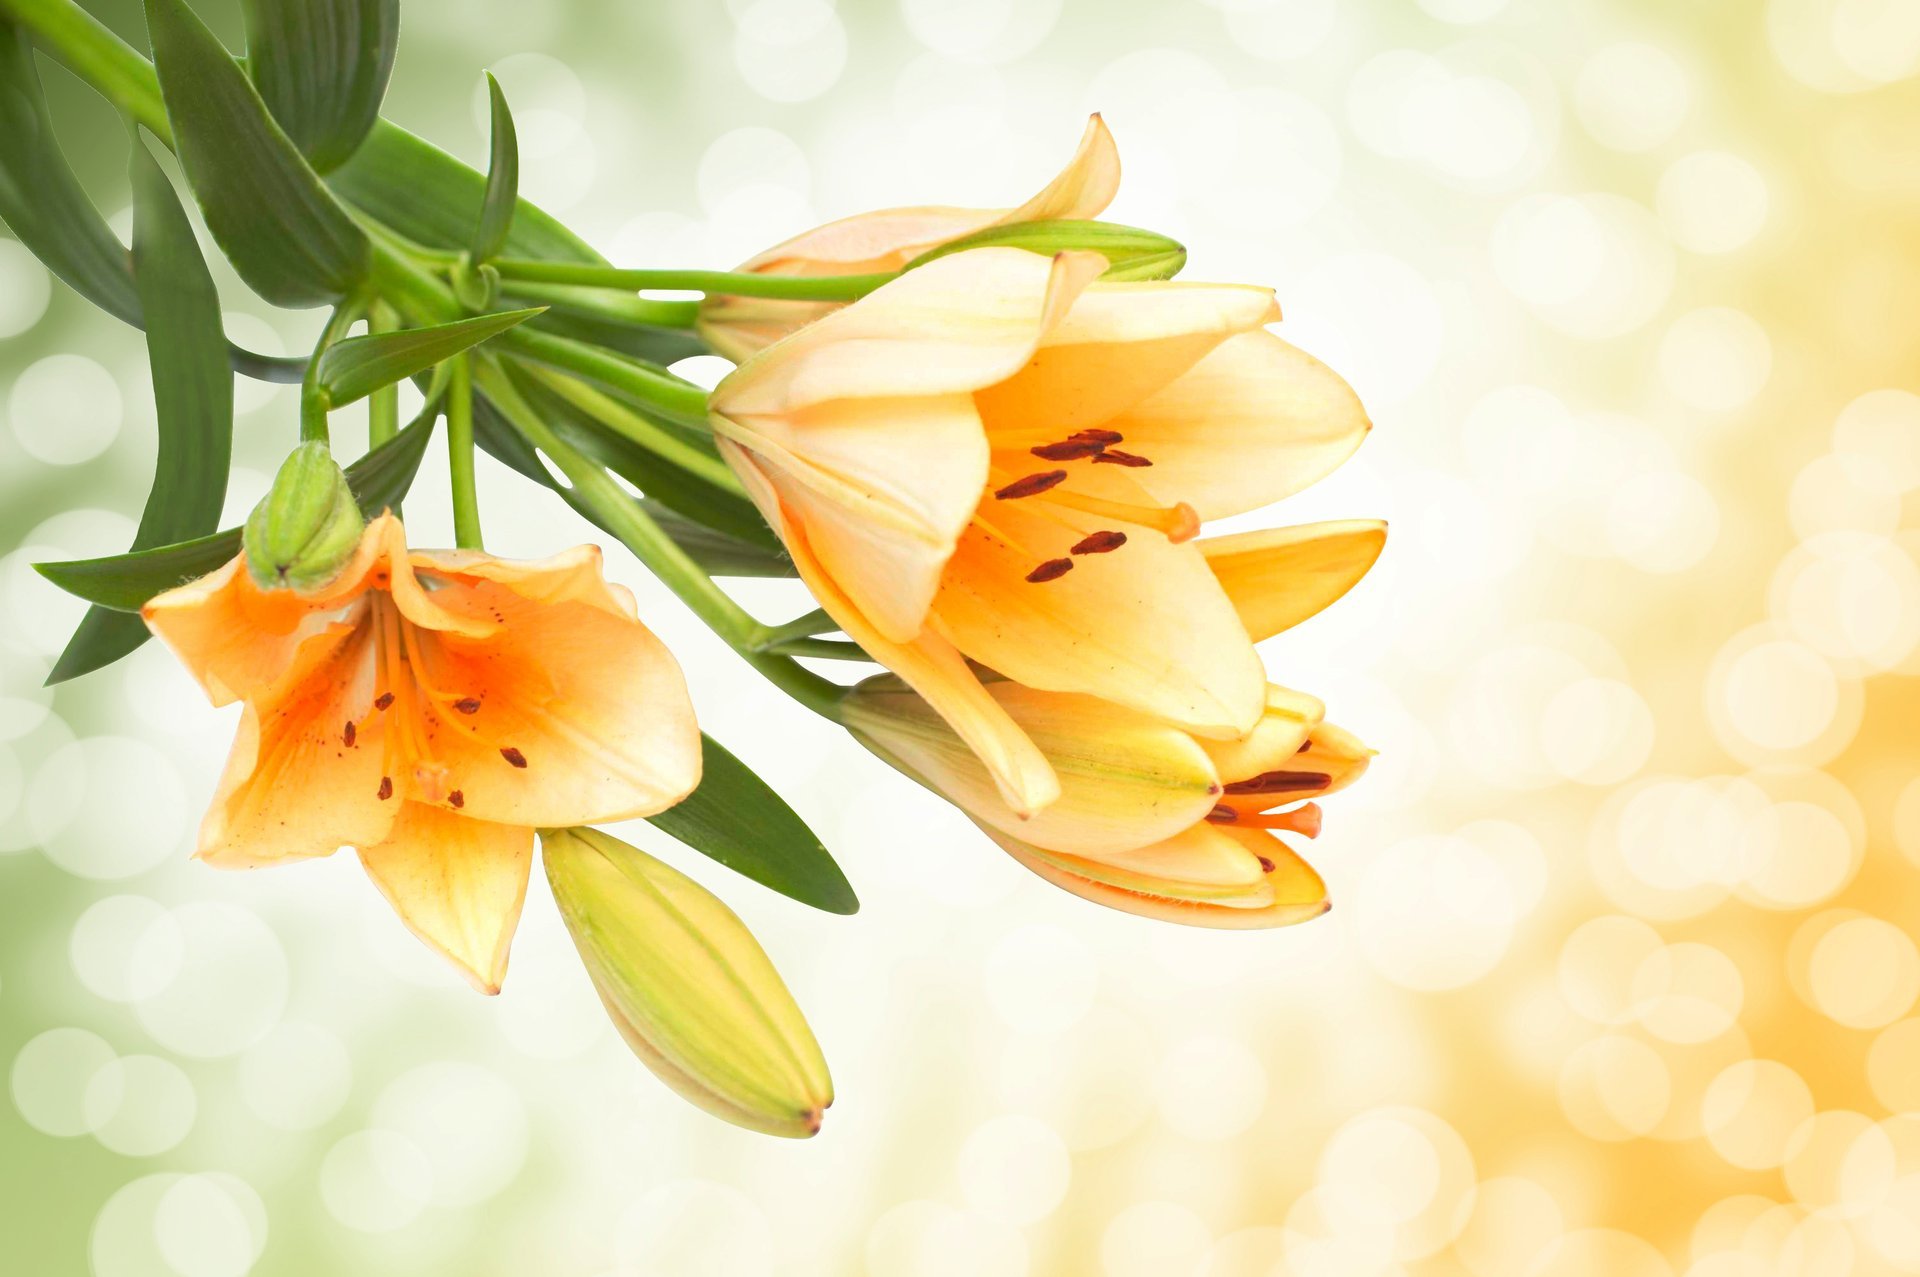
905, 218, 1186, 281
541, 827, 833, 1138
243, 443, 365, 591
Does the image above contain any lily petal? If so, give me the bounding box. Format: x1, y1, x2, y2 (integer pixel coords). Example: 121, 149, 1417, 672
1105, 329, 1372, 520
844, 677, 1222, 857
1199, 684, 1326, 792
358, 803, 532, 994
1200, 520, 1387, 643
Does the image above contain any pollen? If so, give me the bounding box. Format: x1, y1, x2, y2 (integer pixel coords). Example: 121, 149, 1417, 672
448, 790, 465, 809
1031, 439, 1106, 461
1223, 770, 1332, 795
1026, 558, 1075, 583
500, 747, 527, 768
1070, 428, 1123, 444
452, 698, 482, 714
342, 720, 357, 747
376, 776, 393, 801
1093, 449, 1152, 468
995, 470, 1069, 500
1071, 530, 1127, 555
374, 692, 395, 711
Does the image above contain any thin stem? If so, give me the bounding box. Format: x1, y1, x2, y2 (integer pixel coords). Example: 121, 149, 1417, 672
300, 298, 367, 445
475, 358, 845, 720
500, 279, 701, 329
527, 365, 744, 496
491, 258, 895, 303
367, 302, 400, 449
748, 607, 838, 650
447, 356, 483, 550
767, 637, 870, 662
502, 325, 709, 425
0, 0, 170, 140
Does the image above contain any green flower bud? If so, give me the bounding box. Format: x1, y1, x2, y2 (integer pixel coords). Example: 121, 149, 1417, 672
906, 218, 1187, 282
541, 827, 833, 1138
243, 442, 365, 592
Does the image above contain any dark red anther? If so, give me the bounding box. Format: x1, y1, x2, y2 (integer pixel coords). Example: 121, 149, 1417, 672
1031, 439, 1106, 461
1297, 739, 1313, 753
1071, 428, 1124, 444
500, 747, 527, 769
1071, 530, 1127, 555
376, 776, 393, 801
342, 721, 356, 748
374, 692, 395, 711
1223, 770, 1332, 795
1257, 855, 1277, 873
1204, 804, 1238, 823
453, 698, 481, 715
1025, 558, 1075, 583
448, 790, 465, 809
995, 470, 1069, 500
1093, 449, 1152, 467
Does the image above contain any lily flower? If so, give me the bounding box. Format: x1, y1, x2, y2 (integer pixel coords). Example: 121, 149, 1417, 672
142, 513, 702, 994
709, 245, 1371, 816
698, 115, 1121, 361
844, 677, 1373, 927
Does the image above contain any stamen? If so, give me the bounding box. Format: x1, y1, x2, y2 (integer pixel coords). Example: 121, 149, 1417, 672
1297, 739, 1312, 753
1071, 428, 1123, 445
1071, 530, 1127, 555
1223, 770, 1332, 796
995, 470, 1069, 500
1031, 439, 1106, 461
1205, 804, 1238, 823
374, 692, 395, 711
1093, 449, 1152, 468
1026, 558, 1075, 583
448, 790, 465, 809
500, 747, 527, 768
452, 698, 482, 715
342, 721, 357, 748
1043, 490, 1199, 543
1222, 803, 1323, 837
1257, 855, 1277, 873
376, 776, 393, 801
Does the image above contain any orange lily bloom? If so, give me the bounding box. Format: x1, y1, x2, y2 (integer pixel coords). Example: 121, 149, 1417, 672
845, 678, 1373, 927
697, 115, 1121, 362
142, 513, 702, 994
709, 245, 1372, 816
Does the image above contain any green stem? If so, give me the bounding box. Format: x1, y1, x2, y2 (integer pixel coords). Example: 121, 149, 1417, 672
474, 358, 845, 720
768, 638, 869, 662
300, 297, 367, 445
0, 0, 170, 140
447, 357, 482, 550
526, 365, 743, 496
491, 258, 894, 303
748, 608, 837, 650
502, 326, 709, 425
366, 302, 400, 449
500, 279, 700, 329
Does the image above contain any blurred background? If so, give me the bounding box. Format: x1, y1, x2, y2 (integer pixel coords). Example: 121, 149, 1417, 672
5, 0, 1920, 1273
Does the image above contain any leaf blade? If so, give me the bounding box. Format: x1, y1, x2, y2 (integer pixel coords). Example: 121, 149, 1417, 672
146, 0, 369, 306
315, 308, 543, 407
470, 72, 519, 263
240, 0, 398, 173
646, 735, 858, 915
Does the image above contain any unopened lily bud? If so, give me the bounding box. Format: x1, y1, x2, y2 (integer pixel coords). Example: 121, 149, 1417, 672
243, 442, 364, 591
906, 218, 1186, 281
541, 827, 832, 1138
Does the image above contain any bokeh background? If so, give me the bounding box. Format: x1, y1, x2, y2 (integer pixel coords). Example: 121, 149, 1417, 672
6, 0, 1920, 1273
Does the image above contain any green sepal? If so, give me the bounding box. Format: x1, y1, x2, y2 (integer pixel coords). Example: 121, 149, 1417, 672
239, 0, 397, 173
647, 735, 858, 915
244, 442, 364, 590
146, 0, 370, 306
314, 308, 543, 407
469, 72, 519, 263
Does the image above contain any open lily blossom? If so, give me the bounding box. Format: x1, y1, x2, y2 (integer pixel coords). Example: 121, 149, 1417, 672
845, 677, 1372, 926
709, 245, 1374, 820
696, 115, 1120, 361
142, 513, 703, 993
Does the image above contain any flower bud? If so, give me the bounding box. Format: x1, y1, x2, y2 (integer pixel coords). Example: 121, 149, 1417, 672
243, 442, 365, 591
541, 826, 832, 1138
905, 218, 1186, 281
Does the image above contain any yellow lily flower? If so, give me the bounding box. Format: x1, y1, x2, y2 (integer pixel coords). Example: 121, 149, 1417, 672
845, 678, 1373, 927
710, 245, 1371, 816
697, 115, 1121, 361
142, 513, 702, 994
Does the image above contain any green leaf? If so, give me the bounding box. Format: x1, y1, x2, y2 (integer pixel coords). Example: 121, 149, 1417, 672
647, 735, 857, 914
470, 393, 794, 578
36, 409, 436, 613
470, 72, 518, 263
329, 118, 601, 264
316, 308, 542, 407
146, 0, 369, 306
49, 133, 234, 685
514, 302, 709, 367
240, 0, 397, 173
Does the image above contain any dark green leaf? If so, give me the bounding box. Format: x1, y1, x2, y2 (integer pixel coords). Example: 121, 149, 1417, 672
146, 0, 369, 306
50, 133, 234, 685
240, 0, 397, 173
330, 119, 600, 264
36, 410, 436, 612
647, 735, 857, 914
471, 393, 794, 578
470, 72, 518, 263
316, 308, 542, 407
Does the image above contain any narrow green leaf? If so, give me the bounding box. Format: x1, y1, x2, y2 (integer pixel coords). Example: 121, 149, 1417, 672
240, 0, 397, 173
329, 119, 601, 264
49, 133, 234, 685
514, 303, 709, 367
647, 735, 858, 914
316, 308, 542, 407
36, 410, 436, 613
146, 0, 369, 306
470, 73, 518, 263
